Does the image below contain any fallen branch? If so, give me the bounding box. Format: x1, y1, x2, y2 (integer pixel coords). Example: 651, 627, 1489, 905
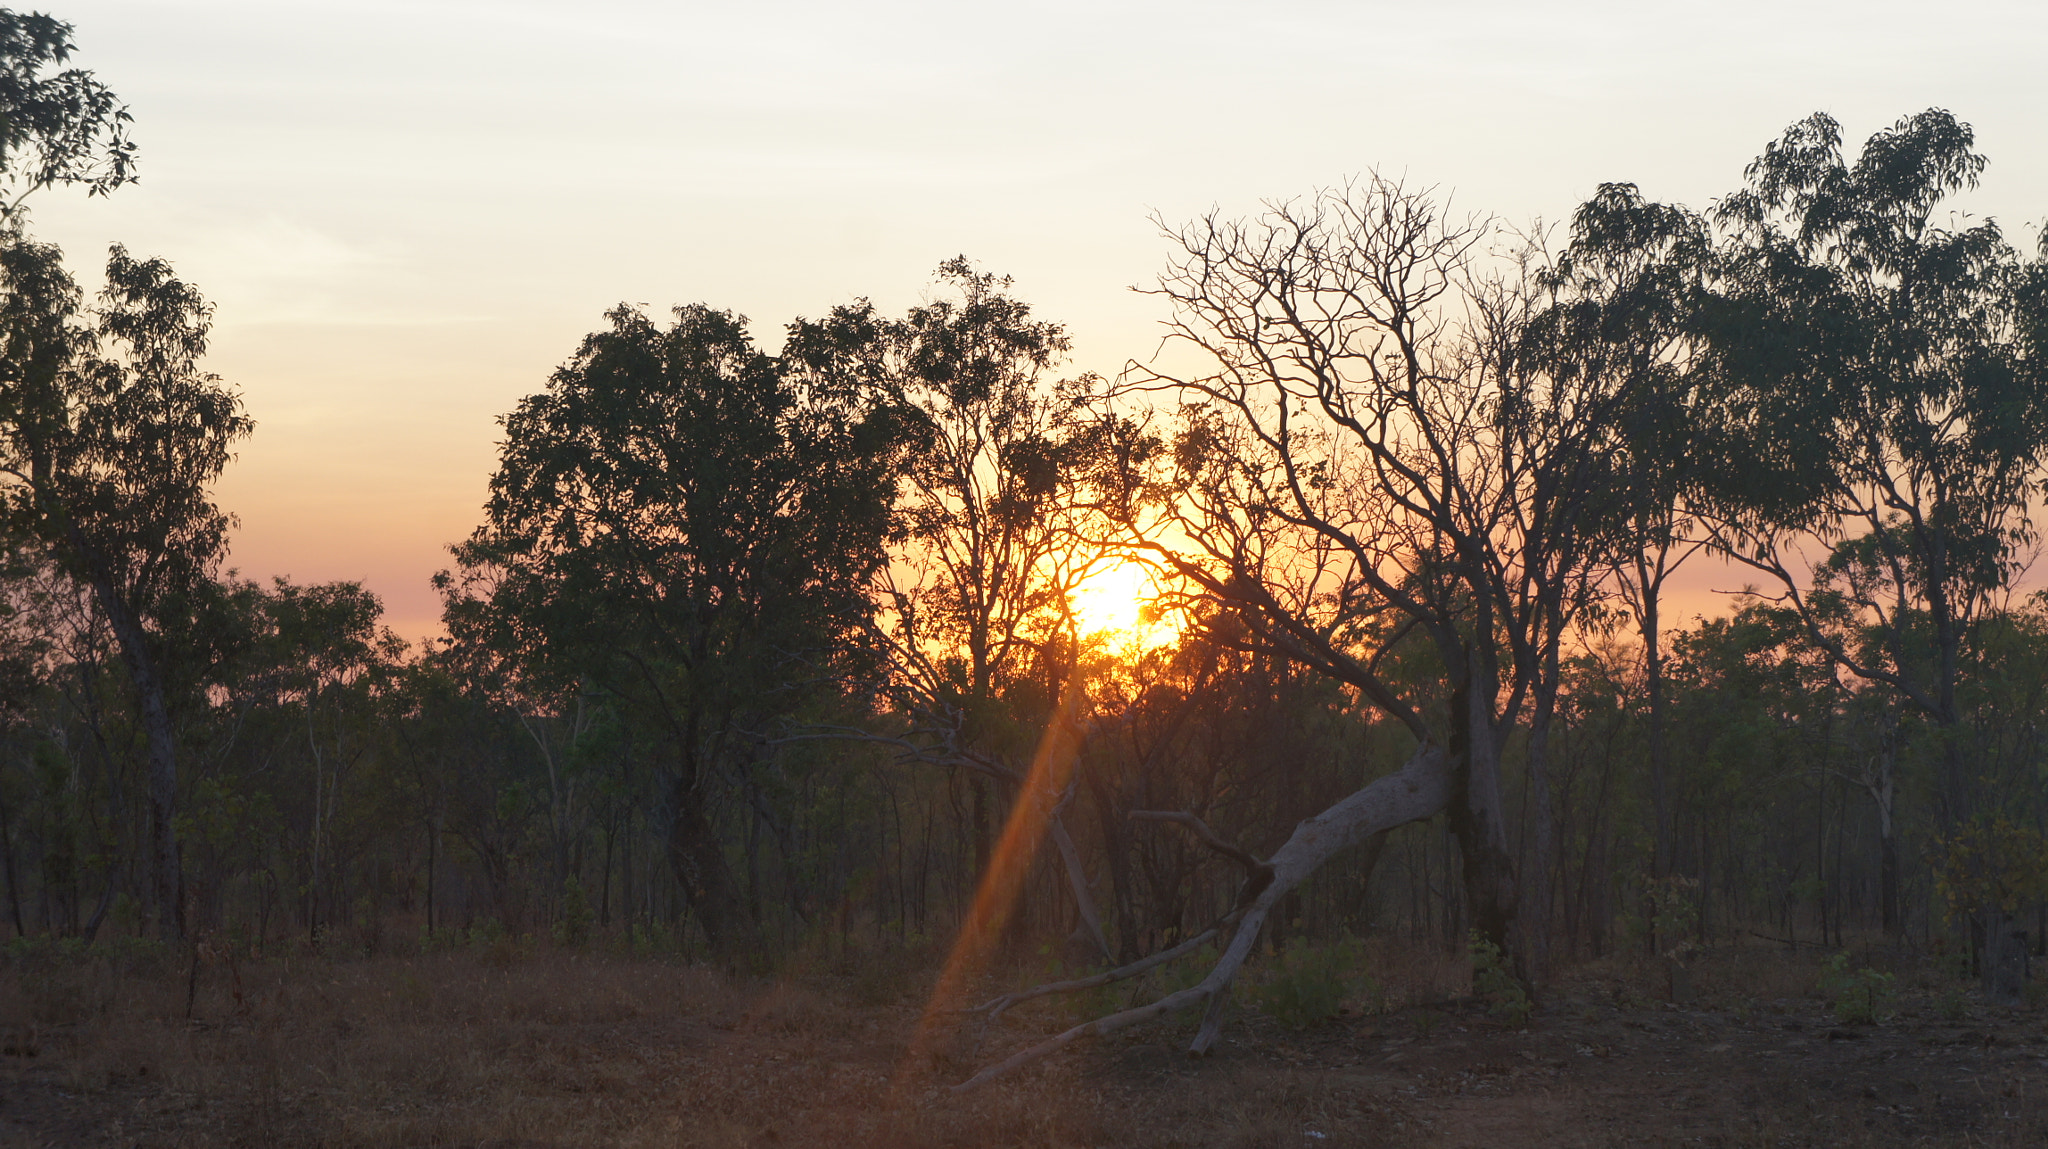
966, 921, 1229, 1023
1748, 930, 1819, 949
952, 981, 1220, 1092
952, 742, 1455, 1091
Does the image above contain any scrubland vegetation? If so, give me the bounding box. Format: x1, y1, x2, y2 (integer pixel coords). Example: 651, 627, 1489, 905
5, 931, 2048, 1147
3, 6, 2048, 1143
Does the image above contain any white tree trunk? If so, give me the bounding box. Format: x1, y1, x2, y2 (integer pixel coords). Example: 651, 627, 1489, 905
953, 741, 1454, 1090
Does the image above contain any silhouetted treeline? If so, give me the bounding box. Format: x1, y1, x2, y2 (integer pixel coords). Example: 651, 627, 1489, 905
4, 11, 2048, 1008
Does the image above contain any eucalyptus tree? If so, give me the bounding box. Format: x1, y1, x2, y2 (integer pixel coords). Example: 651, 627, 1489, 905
445, 303, 906, 949
0, 9, 134, 221
1704, 111, 2048, 809
1693, 111, 2048, 978
1517, 184, 1716, 943
205, 578, 397, 939
0, 243, 248, 941
0, 10, 238, 943
783, 259, 1115, 959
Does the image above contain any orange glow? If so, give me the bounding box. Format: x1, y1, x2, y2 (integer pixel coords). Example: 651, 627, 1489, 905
1068, 559, 1177, 647
896, 680, 1090, 1091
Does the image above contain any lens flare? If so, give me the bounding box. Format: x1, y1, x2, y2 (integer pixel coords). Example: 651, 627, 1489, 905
896, 681, 1089, 1091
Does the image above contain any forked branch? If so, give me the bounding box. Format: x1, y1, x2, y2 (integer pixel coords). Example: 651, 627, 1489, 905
1129, 809, 1268, 877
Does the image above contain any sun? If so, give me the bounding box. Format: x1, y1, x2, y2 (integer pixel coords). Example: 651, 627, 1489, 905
1067, 559, 1168, 642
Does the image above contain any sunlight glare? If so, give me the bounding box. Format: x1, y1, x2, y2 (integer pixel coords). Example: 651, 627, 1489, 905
1068, 560, 1165, 641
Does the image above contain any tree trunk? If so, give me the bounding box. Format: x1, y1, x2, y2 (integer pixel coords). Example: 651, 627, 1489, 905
1983, 907, 2027, 1005
426, 812, 438, 936
0, 790, 21, 937
666, 764, 739, 950
1870, 734, 1900, 938
1353, 829, 1389, 931
1522, 658, 1560, 984
1087, 769, 1138, 961
1448, 672, 1519, 978
1640, 573, 1672, 956
89, 570, 183, 942
1049, 811, 1111, 964
1878, 829, 1898, 938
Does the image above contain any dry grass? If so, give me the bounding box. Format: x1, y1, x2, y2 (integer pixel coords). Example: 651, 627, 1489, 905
0, 941, 1404, 1147
2, 934, 2043, 1147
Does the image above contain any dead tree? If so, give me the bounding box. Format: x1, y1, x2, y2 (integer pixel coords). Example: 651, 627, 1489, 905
952, 175, 1642, 1088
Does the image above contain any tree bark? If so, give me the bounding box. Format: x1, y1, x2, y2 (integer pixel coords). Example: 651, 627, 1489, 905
87, 566, 182, 942
1448, 672, 1519, 977
666, 763, 740, 950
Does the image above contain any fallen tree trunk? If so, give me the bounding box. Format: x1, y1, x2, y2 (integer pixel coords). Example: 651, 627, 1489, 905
952, 741, 1455, 1090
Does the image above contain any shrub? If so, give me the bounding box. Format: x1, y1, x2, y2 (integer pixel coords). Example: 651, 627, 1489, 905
1819, 951, 1894, 1025
1251, 936, 1367, 1030
1469, 932, 1532, 1028
553, 880, 593, 949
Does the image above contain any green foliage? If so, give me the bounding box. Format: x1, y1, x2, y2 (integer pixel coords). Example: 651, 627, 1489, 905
4, 932, 168, 971
622, 921, 688, 959
1931, 815, 2048, 924
0, 10, 137, 212
1145, 942, 1219, 999
552, 879, 593, 949
1250, 936, 1371, 1030
1818, 951, 1894, 1025
1645, 874, 1701, 956
5, 933, 172, 1024
1469, 931, 1532, 1028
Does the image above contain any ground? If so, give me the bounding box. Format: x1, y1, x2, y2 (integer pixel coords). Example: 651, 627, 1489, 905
2, 939, 2043, 1147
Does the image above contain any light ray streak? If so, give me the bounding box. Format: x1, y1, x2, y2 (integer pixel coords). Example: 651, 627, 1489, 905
893, 678, 1091, 1092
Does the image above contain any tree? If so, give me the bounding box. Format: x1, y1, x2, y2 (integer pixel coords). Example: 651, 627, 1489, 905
0, 9, 135, 221
0, 239, 248, 940
954, 176, 1645, 1086
783, 258, 1117, 963
1518, 183, 1716, 948
445, 303, 905, 949
0, 9, 232, 944
1696, 111, 2048, 981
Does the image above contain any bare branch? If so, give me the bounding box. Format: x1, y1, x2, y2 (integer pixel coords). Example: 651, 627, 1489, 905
1129, 809, 1270, 882
964, 922, 1227, 1024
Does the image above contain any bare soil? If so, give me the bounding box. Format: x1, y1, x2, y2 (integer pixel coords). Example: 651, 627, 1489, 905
2, 942, 2043, 1147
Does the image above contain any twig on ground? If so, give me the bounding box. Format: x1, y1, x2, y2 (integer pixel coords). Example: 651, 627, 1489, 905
964, 922, 1231, 1024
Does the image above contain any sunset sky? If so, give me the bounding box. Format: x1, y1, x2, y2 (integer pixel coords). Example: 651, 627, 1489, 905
26, 0, 2048, 640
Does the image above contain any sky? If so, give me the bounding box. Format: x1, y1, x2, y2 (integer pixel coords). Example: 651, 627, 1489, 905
23, 0, 2048, 640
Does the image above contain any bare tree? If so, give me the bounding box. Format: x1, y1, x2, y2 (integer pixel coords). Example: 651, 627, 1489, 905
952, 176, 1640, 1086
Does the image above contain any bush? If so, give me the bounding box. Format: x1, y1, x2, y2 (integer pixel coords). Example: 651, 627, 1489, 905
553, 880, 593, 949
1251, 936, 1368, 1030
1819, 951, 1894, 1025
1469, 932, 1531, 1028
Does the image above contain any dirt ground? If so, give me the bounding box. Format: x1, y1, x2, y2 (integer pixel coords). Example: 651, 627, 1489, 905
2, 940, 2044, 1147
